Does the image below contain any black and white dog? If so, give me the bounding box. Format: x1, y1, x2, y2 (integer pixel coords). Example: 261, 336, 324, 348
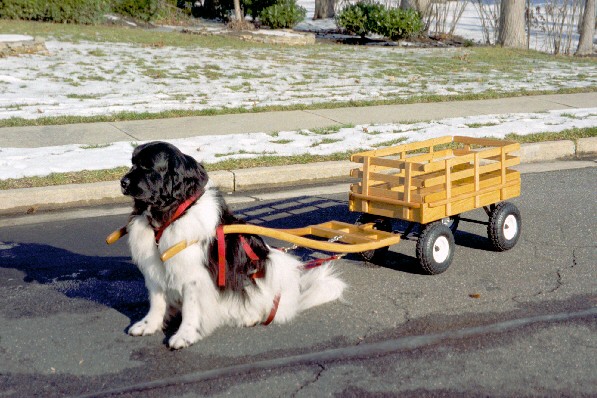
120, 141, 346, 349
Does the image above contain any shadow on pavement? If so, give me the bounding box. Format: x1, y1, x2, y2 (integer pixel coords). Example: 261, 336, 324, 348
0, 241, 148, 322
0, 195, 500, 325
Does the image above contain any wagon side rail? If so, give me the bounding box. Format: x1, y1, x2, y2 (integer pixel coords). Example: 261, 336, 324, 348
350, 136, 456, 212
421, 140, 520, 215
349, 136, 521, 222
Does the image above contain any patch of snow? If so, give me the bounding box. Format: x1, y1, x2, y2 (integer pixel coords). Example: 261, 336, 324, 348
0, 34, 34, 42
0, 1, 595, 180
1, 108, 595, 180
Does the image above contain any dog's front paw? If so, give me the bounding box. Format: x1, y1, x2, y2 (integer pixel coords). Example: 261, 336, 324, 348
168, 327, 202, 349
128, 318, 162, 336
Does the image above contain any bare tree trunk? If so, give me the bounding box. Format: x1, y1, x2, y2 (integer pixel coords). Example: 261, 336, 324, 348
400, 0, 431, 13
233, 0, 243, 21
498, 0, 526, 48
576, 0, 596, 55
314, 0, 335, 19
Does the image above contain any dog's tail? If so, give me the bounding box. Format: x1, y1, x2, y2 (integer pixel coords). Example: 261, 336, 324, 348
298, 262, 346, 312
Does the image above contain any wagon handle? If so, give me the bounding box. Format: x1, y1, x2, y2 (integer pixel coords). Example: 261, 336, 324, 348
106, 226, 128, 245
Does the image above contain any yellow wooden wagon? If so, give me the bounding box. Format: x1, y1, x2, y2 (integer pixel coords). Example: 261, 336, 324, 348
349, 135, 522, 273
108, 136, 522, 274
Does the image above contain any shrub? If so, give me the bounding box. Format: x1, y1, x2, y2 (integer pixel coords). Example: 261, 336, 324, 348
258, 0, 306, 29
189, 0, 234, 20
112, 0, 159, 22
376, 7, 424, 40
0, 0, 110, 24
336, 1, 424, 40
244, 0, 277, 18
335, 2, 385, 38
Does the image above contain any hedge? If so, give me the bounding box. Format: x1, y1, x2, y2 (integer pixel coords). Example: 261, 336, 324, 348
0, 0, 110, 24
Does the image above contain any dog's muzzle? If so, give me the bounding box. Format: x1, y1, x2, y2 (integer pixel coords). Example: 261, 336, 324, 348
120, 177, 131, 195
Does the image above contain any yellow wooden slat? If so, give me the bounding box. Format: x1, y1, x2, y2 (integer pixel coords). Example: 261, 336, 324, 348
364, 172, 405, 186
349, 191, 422, 209
474, 152, 480, 208
453, 136, 518, 147
421, 169, 520, 203
414, 153, 520, 189
351, 136, 454, 162
428, 179, 520, 208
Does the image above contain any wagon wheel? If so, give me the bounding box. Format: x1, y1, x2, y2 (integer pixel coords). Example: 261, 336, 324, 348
416, 222, 455, 275
487, 202, 521, 251
355, 214, 393, 263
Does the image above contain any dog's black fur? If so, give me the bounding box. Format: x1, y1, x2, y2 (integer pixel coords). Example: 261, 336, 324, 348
121, 141, 268, 291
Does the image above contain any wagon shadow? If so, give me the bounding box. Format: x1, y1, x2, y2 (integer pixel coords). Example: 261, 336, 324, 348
454, 230, 495, 251
233, 195, 433, 274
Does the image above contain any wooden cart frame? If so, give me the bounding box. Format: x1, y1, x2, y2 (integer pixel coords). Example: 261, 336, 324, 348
349, 135, 521, 224
348, 135, 522, 273
108, 136, 522, 274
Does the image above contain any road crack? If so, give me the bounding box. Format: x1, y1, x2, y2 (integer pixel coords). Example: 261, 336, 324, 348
512, 269, 563, 303
291, 363, 325, 397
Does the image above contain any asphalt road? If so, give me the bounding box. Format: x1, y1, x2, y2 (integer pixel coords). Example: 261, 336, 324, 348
0, 165, 596, 397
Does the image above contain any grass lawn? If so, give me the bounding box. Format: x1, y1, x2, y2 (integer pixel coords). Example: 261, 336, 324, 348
0, 127, 594, 190
0, 20, 595, 190
0, 20, 595, 127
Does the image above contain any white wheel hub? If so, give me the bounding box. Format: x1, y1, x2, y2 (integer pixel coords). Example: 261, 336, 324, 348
503, 214, 518, 240
432, 236, 450, 263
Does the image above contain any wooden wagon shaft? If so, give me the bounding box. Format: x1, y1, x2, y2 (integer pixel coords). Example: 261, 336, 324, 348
160, 221, 402, 262
106, 226, 128, 245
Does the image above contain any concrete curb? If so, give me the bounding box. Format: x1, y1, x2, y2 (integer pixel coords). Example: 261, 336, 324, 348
0, 139, 595, 215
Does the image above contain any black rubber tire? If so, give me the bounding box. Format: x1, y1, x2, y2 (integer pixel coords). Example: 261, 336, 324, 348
416, 222, 455, 275
487, 202, 521, 251
355, 214, 393, 263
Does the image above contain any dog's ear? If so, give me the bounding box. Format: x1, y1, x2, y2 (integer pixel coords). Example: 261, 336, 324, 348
169, 152, 209, 201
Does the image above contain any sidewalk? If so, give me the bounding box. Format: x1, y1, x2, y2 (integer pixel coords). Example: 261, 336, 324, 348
0, 92, 596, 214
2, 92, 596, 148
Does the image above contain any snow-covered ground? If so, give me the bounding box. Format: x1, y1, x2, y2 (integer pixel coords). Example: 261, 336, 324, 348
0, 0, 595, 180
1, 107, 595, 180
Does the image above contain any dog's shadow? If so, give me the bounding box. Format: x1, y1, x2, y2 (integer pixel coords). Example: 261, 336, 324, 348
0, 195, 361, 330
0, 241, 149, 323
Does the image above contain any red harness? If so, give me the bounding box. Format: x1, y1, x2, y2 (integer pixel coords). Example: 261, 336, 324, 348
214, 227, 339, 325
216, 225, 280, 325
153, 194, 331, 326
154, 191, 204, 244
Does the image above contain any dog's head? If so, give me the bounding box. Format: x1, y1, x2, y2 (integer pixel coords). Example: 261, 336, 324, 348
121, 141, 208, 209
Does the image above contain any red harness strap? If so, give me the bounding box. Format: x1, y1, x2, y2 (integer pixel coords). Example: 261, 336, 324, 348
154, 191, 203, 244
216, 225, 227, 287
240, 236, 266, 280
262, 293, 281, 326
215, 226, 280, 325
216, 228, 263, 287
303, 255, 342, 270
239, 236, 259, 262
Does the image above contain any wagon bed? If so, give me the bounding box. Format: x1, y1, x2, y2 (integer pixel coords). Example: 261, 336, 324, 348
349, 136, 521, 224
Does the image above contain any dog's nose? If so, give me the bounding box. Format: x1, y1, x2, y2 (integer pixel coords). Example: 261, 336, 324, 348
120, 177, 130, 191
